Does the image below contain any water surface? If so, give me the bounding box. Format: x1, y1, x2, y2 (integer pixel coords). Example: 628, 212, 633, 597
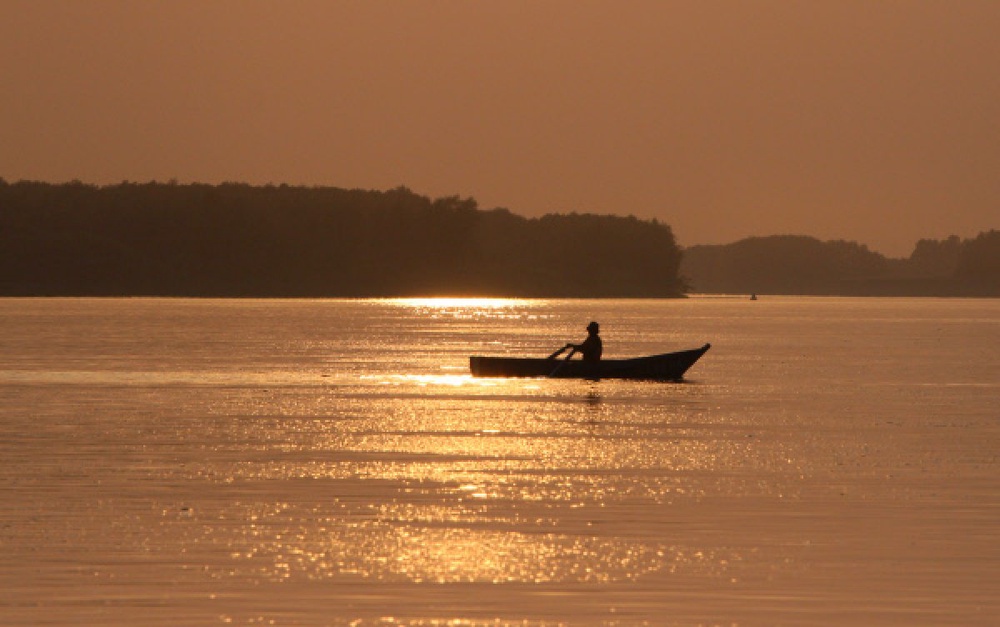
1, 297, 997, 625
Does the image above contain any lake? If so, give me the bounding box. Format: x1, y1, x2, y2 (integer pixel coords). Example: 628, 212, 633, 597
1, 297, 997, 625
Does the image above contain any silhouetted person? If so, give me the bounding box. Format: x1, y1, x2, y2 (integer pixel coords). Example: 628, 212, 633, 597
567, 321, 602, 362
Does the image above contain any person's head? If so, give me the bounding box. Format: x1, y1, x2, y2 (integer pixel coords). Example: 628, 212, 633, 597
587, 321, 599, 335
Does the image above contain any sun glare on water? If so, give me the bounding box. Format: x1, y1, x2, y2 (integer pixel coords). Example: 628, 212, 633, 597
386, 297, 546, 321
390, 297, 527, 309
360, 373, 502, 388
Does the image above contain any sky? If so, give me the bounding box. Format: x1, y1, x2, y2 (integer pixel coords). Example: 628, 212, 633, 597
1, 0, 998, 256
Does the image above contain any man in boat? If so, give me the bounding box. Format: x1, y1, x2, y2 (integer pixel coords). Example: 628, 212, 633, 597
567, 321, 603, 362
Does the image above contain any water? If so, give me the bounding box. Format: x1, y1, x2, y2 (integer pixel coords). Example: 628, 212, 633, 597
1, 297, 997, 625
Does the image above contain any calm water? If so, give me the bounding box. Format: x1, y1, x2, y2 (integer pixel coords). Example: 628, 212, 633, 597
1, 297, 997, 625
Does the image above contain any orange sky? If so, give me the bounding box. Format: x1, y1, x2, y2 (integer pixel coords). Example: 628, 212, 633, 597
2, 0, 998, 256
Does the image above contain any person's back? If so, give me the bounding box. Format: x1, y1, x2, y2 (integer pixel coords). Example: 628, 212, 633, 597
575, 322, 602, 362
578, 333, 602, 362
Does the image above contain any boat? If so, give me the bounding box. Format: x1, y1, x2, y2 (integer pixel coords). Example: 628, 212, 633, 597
469, 343, 711, 380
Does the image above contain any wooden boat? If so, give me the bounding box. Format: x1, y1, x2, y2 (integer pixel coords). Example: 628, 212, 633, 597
470, 343, 711, 380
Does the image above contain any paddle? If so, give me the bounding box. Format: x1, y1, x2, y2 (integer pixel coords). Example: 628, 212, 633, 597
548, 347, 577, 377
547, 344, 573, 360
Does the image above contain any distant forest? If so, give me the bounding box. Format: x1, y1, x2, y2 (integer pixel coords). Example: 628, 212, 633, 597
682, 233, 1000, 297
0, 179, 685, 297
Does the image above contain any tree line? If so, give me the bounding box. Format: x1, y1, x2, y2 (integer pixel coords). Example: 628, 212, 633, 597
681, 232, 1000, 296
0, 179, 686, 298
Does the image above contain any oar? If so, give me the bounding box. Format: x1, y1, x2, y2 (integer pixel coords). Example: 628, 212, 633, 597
548, 347, 577, 377
547, 345, 571, 360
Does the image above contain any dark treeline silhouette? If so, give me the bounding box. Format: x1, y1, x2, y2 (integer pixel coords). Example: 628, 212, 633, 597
0, 179, 685, 297
682, 232, 1000, 296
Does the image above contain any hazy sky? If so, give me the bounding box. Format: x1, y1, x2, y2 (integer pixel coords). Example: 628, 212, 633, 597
2, 1, 998, 256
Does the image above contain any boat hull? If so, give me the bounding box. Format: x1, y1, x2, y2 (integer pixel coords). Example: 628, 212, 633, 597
470, 343, 711, 380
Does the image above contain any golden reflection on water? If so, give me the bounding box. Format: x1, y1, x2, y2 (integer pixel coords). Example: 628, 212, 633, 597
140, 296, 749, 591
241, 525, 667, 583
389, 297, 530, 310
170, 405, 739, 587
177, 425, 753, 585
173, 369, 761, 587
5, 298, 998, 624
189, 499, 731, 585
362, 373, 500, 388
384, 297, 553, 323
